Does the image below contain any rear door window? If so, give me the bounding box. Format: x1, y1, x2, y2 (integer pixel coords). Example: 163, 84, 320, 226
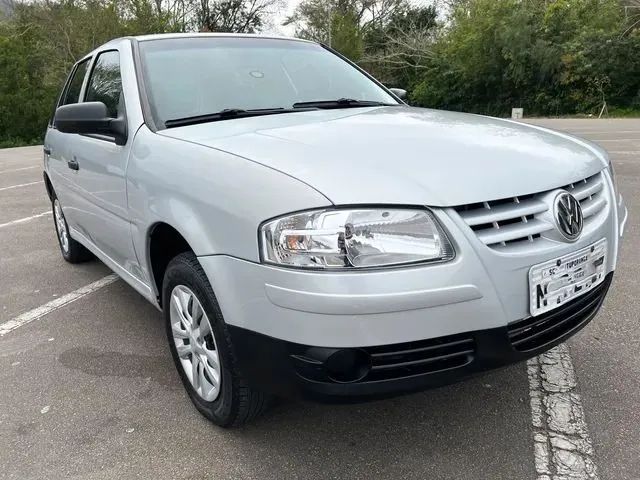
60, 59, 90, 106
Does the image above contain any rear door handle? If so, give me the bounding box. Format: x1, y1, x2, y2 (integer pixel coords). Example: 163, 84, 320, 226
67, 158, 79, 170
43, 147, 52, 155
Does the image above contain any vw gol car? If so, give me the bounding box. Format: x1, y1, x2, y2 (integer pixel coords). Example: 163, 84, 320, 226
43, 34, 627, 426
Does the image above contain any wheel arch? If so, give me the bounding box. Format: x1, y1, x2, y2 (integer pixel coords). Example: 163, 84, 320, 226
43, 171, 54, 201
147, 221, 196, 307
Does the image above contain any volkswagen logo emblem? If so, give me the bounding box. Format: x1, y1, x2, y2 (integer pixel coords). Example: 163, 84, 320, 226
555, 192, 583, 241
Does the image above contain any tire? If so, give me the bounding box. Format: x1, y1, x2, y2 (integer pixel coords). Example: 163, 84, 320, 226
52, 195, 93, 263
163, 252, 270, 427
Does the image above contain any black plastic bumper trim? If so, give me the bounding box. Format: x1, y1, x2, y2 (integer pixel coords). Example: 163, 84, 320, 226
228, 273, 613, 402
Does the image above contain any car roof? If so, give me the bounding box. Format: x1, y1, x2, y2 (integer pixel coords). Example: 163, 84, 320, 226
131, 32, 314, 43
80, 33, 316, 62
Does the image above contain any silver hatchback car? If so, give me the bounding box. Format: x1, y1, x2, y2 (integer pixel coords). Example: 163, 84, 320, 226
44, 33, 627, 427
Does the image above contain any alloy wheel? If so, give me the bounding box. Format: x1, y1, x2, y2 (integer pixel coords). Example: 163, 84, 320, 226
169, 285, 221, 402
53, 199, 69, 254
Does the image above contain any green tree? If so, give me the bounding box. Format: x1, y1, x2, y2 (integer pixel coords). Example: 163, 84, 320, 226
0, 22, 58, 145
2, 0, 640, 148
285, 0, 406, 60
330, 5, 363, 60
0, 0, 189, 146
361, 4, 438, 87
411, 0, 632, 116
196, 0, 283, 33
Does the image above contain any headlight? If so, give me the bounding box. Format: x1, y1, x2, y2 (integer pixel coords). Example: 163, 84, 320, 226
260, 208, 455, 269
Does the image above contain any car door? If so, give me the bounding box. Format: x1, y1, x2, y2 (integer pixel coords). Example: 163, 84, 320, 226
45, 57, 92, 229
66, 49, 138, 271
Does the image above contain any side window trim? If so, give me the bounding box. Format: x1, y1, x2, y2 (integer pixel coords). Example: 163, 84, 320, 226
131, 39, 158, 132
56, 66, 76, 108
76, 56, 96, 107
57, 63, 80, 107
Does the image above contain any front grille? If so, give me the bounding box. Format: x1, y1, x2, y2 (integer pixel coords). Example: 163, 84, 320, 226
454, 173, 607, 252
365, 334, 475, 381
507, 273, 612, 352
290, 333, 475, 384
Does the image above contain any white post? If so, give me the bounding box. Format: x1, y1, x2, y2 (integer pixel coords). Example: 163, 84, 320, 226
598, 101, 608, 119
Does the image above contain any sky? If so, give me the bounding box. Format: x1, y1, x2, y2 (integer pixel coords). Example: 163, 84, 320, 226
263, 0, 303, 36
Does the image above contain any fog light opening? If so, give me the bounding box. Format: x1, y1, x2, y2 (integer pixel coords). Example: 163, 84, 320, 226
325, 349, 371, 383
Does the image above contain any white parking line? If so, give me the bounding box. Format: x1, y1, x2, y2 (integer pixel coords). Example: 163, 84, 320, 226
608, 151, 640, 155
590, 139, 640, 142
567, 130, 640, 135
0, 166, 39, 175
528, 344, 599, 480
0, 274, 119, 336
0, 180, 44, 192
0, 211, 51, 229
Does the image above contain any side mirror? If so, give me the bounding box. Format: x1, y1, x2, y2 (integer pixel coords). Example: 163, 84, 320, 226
389, 88, 407, 100
54, 102, 127, 145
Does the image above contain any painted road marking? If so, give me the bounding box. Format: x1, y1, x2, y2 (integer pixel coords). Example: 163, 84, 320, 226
0, 274, 119, 336
608, 151, 640, 155
528, 344, 598, 480
0, 166, 39, 175
590, 139, 640, 142
566, 130, 640, 135
0, 211, 51, 229
0, 180, 44, 192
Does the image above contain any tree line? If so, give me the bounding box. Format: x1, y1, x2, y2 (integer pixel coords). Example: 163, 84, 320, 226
1, 0, 639, 147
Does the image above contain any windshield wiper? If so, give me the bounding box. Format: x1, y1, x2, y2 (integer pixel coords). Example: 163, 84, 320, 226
164, 100, 393, 128
164, 107, 315, 128
292, 98, 397, 109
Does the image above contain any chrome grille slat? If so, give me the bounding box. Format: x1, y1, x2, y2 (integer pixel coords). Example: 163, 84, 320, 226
454, 173, 608, 251
567, 175, 603, 200
475, 219, 554, 245
581, 195, 607, 218
458, 198, 548, 226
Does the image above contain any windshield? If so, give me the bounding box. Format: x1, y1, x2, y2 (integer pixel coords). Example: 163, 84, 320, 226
138, 37, 399, 128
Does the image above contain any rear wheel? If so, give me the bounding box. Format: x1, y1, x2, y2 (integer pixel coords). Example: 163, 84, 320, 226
52, 196, 92, 263
163, 252, 270, 427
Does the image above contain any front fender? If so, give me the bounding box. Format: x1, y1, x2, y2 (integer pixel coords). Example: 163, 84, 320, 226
126, 126, 332, 282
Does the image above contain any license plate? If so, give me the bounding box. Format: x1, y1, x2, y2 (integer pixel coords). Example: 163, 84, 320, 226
529, 239, 607, 316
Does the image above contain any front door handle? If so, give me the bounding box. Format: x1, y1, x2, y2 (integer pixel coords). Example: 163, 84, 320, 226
67, 158, 79, 171
43, 146, 52, 155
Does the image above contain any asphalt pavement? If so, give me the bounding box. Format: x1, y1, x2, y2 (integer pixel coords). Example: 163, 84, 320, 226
0, 119, 638, 479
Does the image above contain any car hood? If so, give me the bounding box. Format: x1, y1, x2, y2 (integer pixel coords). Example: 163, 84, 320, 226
158, 106, 607, 206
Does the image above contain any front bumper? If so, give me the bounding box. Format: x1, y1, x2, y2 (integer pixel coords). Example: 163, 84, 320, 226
198, 173, 625, 399
199, 194, 622, 348
227, 274, 612, 400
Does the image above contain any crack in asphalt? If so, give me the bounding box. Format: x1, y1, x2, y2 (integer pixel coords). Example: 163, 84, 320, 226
528, 343, 598, 480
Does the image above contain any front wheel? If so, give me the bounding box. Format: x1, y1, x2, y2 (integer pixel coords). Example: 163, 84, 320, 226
163, 252, 270, 427
52, 196, 92, 263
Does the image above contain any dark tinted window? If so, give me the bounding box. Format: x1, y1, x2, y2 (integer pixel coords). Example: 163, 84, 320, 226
85, 50, 123, 118
60, 59, 90, 106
